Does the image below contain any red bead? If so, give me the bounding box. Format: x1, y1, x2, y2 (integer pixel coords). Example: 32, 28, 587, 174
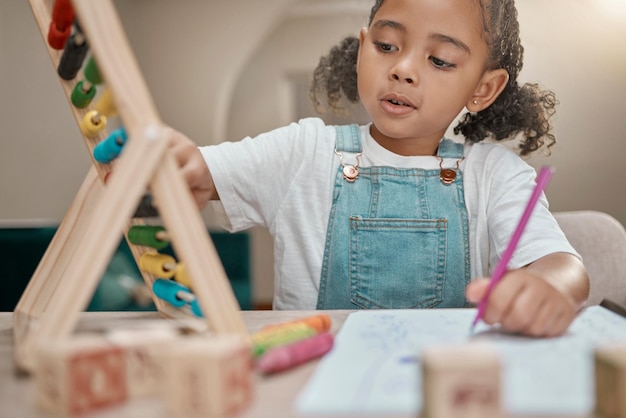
47, 21, 71, 50
51, 0, 75, 30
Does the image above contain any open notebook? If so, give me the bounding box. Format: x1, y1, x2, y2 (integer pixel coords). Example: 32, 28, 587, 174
296, 306, 626, 416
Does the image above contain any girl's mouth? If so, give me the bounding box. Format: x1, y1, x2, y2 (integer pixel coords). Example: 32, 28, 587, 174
380, 95, 417, 115
387, 98, 412, 107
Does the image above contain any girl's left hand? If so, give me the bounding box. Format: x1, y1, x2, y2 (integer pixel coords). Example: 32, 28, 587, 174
465, 270, 578, 337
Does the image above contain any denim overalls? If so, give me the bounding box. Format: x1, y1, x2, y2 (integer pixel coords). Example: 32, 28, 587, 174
316, 125, 470, 309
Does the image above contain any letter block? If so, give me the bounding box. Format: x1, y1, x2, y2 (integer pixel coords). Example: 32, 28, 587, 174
162, 335, 254, 416
36, 329, 179, 415
105, 327, 179, 398
36, 335, 128, 415
421, 344, 503, 418
595, 345, 626, 418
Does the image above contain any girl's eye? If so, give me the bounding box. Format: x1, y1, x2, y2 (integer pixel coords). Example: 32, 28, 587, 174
430, 56, 456, 69
373, 41, 397, 53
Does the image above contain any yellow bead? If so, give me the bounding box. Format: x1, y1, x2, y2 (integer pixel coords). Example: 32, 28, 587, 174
79, 110, 107, 137
94, 88, 117, 117
139, 252, 177, 278
174, 263, 192, 288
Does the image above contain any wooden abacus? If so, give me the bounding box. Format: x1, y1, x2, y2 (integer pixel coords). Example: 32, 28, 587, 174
14, 0, 247, 373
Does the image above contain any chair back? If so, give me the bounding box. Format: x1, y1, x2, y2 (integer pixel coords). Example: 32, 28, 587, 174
554, 211, 626, 306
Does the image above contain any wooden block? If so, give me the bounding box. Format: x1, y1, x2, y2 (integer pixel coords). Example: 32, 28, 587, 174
36, 334, 127, 416
421, 344, 503, 418
162, 335, 254, 416
595, 344, 626, 418
105, 327, 178, 398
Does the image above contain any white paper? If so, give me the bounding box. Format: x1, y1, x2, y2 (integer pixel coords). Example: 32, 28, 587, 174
296, 307, 626, 416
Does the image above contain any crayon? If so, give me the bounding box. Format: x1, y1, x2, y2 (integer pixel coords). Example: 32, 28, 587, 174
260, 314, 332, 334
251, 323, 316, 357
257, 332, 334, 375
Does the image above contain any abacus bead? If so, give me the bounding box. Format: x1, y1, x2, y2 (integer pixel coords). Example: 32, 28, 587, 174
93, 128, 128, 164
152, 279, 189, 308
51, 0, 75, 30
94, 89, 117, 117
127, 225, 169, 250
73, 18, 83, 36
174, 263, 192, 288
139, 253, 177, 278
79, 110, 107, 137
71, 81, 96, 108
57, 33, 89, 80
84, 56, 103, 85
133, 194, 159, 218
190, 299, 203, 317
47, 21, 71, 50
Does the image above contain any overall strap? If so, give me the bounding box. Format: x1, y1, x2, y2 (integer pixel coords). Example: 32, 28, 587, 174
335, 124, 362, 153
437, 138, 465, 159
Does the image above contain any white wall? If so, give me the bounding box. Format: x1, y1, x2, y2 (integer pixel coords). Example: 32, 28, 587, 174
2, 0, 625, 305
516, 0, 626, 218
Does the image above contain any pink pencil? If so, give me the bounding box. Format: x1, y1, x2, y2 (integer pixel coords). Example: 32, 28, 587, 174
470, 166, 555, 331
256, 332, 334, 375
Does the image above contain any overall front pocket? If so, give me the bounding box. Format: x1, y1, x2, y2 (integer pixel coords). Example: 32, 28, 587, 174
349, 217, 447, 309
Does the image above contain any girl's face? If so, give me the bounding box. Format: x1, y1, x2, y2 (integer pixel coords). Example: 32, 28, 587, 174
357, 0, 501, 155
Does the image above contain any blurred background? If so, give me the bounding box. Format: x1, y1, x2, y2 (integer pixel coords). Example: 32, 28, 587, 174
1, 0, 625, 310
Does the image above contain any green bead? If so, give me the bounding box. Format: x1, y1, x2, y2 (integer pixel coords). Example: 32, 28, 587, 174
71, 81, 97, 108
84, 56, 103, 85
127, 225, 169, 250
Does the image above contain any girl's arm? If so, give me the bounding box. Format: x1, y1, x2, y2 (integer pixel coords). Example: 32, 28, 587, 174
524, 252, 590, 308
466, 252, 589, 337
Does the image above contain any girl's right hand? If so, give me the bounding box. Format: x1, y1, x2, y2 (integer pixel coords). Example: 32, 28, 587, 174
167, 128, 217, 209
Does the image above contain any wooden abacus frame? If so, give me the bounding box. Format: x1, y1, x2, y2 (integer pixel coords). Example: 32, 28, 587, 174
14, 0, 247, 373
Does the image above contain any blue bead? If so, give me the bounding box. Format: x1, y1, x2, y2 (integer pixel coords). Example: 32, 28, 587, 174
152, 278, 189, 308
190, 299, 204, 317
93, 127, 128, 164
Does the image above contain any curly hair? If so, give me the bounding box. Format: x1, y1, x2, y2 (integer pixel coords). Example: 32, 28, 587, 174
309, 0, 557, 156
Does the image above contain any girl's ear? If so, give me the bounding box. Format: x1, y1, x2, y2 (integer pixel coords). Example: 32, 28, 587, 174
356, 27, 368, 73
467, 69, 509, 112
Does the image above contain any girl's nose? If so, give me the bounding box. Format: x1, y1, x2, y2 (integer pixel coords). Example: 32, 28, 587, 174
391, 73, 415, 84
390, 57, 418, 84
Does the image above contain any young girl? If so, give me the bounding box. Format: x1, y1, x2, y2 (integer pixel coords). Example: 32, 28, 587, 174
170, 0, 589, 337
